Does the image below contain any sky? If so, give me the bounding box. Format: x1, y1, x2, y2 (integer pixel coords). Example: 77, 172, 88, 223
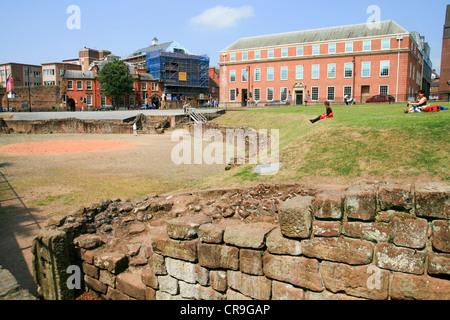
0, 0, 447, 72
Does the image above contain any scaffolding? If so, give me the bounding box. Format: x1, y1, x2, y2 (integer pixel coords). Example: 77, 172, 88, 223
146, 51, 209, 96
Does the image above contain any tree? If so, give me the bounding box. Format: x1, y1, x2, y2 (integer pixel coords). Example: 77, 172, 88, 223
98, 60, 134, 108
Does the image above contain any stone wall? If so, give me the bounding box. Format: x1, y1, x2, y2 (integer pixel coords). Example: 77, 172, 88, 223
32, 180, 450, 300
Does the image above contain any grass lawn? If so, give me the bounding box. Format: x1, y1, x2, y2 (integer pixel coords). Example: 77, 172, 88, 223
189, 101, 450, 189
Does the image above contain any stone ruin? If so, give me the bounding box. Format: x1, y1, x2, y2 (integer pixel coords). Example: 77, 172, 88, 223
32, 180, 450, 300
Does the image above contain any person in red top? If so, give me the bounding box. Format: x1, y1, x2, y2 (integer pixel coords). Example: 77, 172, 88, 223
310, 101, 334, 124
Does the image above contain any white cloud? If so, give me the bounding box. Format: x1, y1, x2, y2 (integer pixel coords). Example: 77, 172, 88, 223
190, 5, 255, 29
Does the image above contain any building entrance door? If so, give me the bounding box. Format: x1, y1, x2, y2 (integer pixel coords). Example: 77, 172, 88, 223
242, 89, 248, 107
295, 91, 304, 105
361, 85, 371, 103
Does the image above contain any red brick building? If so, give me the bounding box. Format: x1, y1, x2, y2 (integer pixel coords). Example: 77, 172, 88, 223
219, 21, 426, 106
61, 58, 162, 111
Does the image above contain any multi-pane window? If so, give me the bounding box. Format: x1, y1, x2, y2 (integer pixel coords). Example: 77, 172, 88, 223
254, 50, 261, 60
296, 65, 304, 80
363, 40, 372, 51
101, 96, 106, 106
267, 88, 274, 101
345, 42, 353, 52
327, 87, 335, 101
142, 83, 147, 91
311, 87, 319, 101
381, 39, 391, 50
312, 45, 320, 55
242, 52, 248, 61
230, 53, 236, 62
230, 89, 236, 101
328, 43, 336, 54
280, 88, 288, 101
312, 64, 320, 79
254, 88, 261, 101
280, 66, 288, 80
344, 86, 352, 97
254, 68, 261, 81
296, 46, 304, 56
268, 49, 274, 58
230, 70, 236, 82
68, 81, 73, 90
327, 64, 336, 78
130, 96, 135, 106
241, 69, 248, 82
267, 67, 274, 81
77, 81, 83, 90
362, 62, 371, 77
380, 61, 390, 77
380, 85, 389, 95
344, 63, 353, 78
281, 48, 288, 57
86, 95, 92, 106
86, 81, 92, 90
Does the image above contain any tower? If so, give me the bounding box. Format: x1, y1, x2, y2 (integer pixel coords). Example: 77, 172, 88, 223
438, 5, 450, 100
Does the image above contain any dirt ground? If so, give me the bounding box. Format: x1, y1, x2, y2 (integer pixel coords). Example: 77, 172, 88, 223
0, 132, 227, 296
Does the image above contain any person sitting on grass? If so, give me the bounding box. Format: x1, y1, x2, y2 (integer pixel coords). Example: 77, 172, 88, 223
310, 101, 334, 124
405, 90, 427, 113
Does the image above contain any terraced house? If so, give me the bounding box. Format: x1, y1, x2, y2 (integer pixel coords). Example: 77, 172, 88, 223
219, 20, 429, 106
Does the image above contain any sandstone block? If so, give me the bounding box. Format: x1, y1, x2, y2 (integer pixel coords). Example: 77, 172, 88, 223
197, 243, 239, 270
148, 253, 167, 275
239, 249, 263, 276
266, 228, 302, 255
166, 214, 212, 240
415, 182, 449, 219
106, 287, 133, 300
151, 234, 197, 262
345, 185, 377, 221
99, 270, 116, 288
223, 222, 276, 249
320, 261, 389, 300
82, 261, 99, 279
198, 220, 240, 244
158, 275, 179, 295
165, 257, 197, 284
210, 270, 227, 292
227, 270, 272, 300
279, 196, 314, 238
313, 221, 341, 237
390, 273, 450, 300
378, 183, 413, 212
271, 281, 305, 300
392, 216, 428, 249
116, 272, 147, 300
141, 269, 159, 289
342, 221, 390, 243
93, 252, 128, 274
262, 252, 323, 292
84, 275, 107, 295
301, 237, 374, 265
226, 288, 252, 300
375, 243, 426, 275
312, 191, 345, 219
428, 252, 450, 276
432, 220, 450, 253
74, 234, 104, 250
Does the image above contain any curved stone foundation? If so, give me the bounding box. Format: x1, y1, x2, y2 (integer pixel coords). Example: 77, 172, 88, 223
32, 180, 450, 300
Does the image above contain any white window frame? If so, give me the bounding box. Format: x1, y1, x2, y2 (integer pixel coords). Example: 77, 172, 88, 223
242, 52, 248, 61
312, 45, 320, 55
254, 68, 261, 82
267, 67, 274, 81
345, 42, 353, 53
229, 70, 236, 83
380, 61, 390, 77
280, 87, 288, 101
363, 40, 372, 51
230, 89, 236, 101
328, 43, 336, 54
268, 49, 274, 59
327, 86, 335, 101
77, 81, 83, 91
281, 48, 288, 57
312, 64, 320, 79
379, 85, 389, 95
311, 87, 319, 101
86, 81, 92, 91
254, 50, 261, 60
296, 65, 304, 80
86, 95, 92, 106
230, 53, 236, 62
254, 88, 261, 101
296, 46, 304, 56
362, 62, 371, 78
327, 64, 336, 79
241, 69, 248, 82
267, 88, 274, 101
280, 66, 288, 80
381, 39, 391, 50
344, 63, 353, 78
68, 80, 73, 90
343, 86, 352, 98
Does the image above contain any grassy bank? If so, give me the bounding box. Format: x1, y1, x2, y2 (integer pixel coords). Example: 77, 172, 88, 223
189, 102, 450, 189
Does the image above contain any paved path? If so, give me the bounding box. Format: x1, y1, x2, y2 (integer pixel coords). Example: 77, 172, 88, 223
7, 109, 222, 121
0, 265, 37, 300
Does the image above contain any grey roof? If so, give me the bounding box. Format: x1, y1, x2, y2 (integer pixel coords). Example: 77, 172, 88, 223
222, 20, 409, 52
89, 58, 136, 75
138, 73, 155, 81
125, 41, 174, 59
63, 70, 96, 79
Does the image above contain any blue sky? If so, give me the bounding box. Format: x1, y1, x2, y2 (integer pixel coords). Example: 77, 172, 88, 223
0, 0, 447, 72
